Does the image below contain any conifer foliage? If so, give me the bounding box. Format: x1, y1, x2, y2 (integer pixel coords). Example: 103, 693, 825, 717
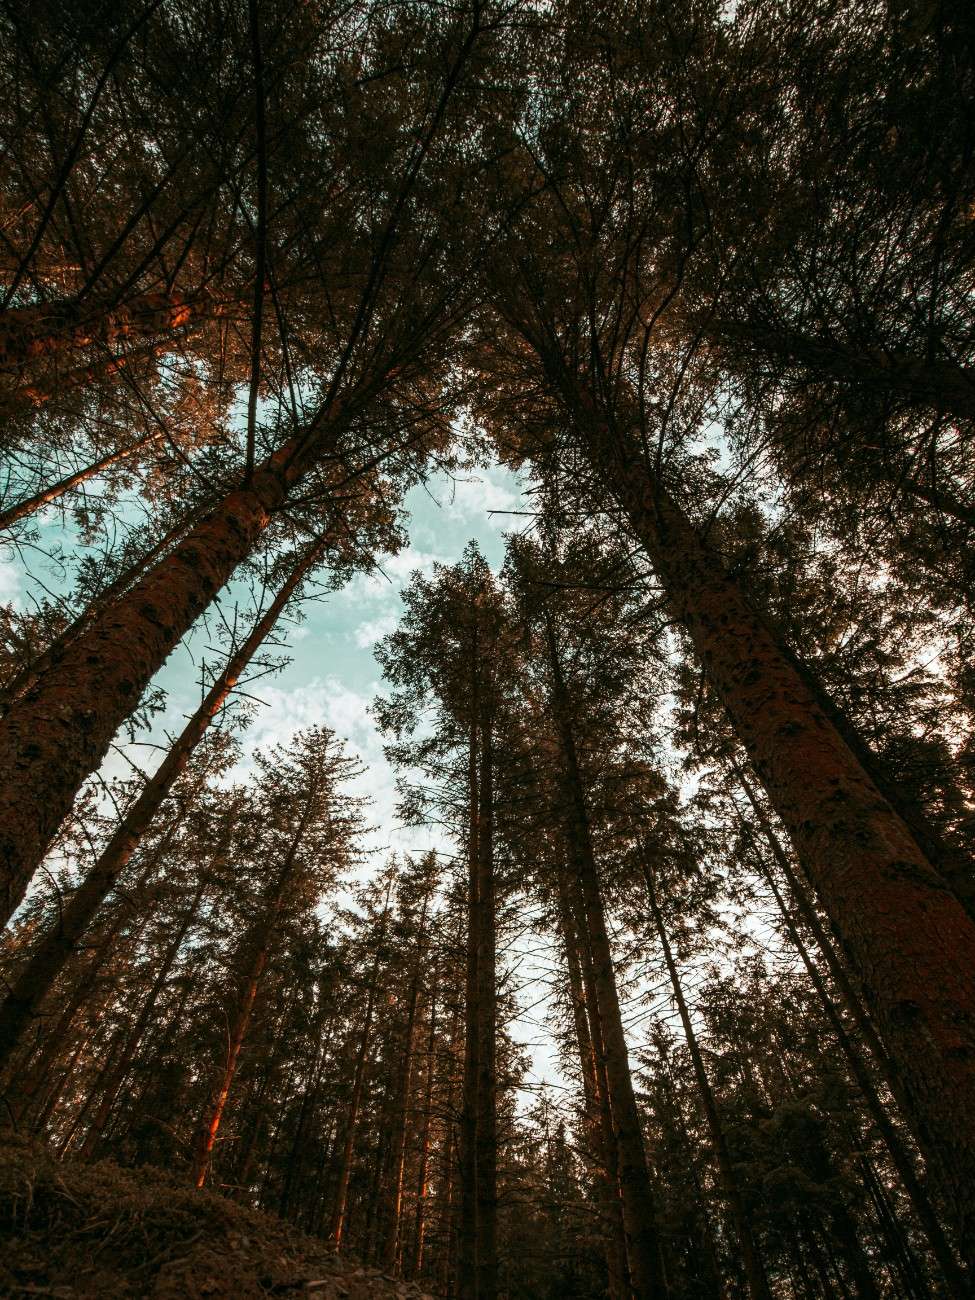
0, 0, 973, 1296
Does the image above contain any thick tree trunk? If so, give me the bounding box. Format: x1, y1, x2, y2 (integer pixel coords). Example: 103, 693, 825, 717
1, 506, 207, 712
0, 406, 349, 924
563, 378, 975, 1263
746, 815, 968, 1296
643, 852, 772, 1300
0, 537, 324, 1070
544, 614, 668, 1299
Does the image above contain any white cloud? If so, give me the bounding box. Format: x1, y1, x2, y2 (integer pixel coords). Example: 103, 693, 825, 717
443, 470, 520, 527
0, 560, 21, 606
335, 544, 449, 606
353, 610, 398, 648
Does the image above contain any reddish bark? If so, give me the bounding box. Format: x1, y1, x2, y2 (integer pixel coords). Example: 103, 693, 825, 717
0, 431, 159, 531
558, 374, 975, 1263
0, 290, 230, 373
0, 410, 347, 925
0, 537, 324, 1070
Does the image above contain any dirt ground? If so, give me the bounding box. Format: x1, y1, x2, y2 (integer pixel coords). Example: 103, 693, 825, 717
0, 1137, 437, 1299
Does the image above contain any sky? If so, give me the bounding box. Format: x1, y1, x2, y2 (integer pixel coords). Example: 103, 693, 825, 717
1, 457, 577, 1099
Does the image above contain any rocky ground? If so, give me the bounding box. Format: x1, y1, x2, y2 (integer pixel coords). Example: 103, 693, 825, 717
0, 1137, 436, 1299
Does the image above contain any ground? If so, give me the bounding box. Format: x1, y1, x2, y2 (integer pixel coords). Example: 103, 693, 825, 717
0, 1137, 435, 1299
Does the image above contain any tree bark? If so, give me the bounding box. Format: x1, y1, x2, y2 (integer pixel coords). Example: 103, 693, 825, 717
328, 883, 391, 1248
0, 404, 351, 924
554, 869, 630, 1300
0, 432, 161, 531
473, 713, 498, 1300
0, 536, 324, 1070
544, 612, 668, 1299
560, 375, 975, 1263
191, 797, 316, 1188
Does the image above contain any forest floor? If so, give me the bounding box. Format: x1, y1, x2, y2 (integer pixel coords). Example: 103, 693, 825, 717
0, 1137, 436, 1299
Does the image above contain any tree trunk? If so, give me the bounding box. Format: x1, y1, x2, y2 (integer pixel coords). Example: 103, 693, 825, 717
561, 376, 975, 1263
554, 869, 630, 1300
474, 713, 498, 1300
0, 537, 325, 1071
745, 815, 968, 1297
459, 700, 481, 1300
384, 897, 430, 1270
0, 403, 351, 924
544, 613, 668, 1299
328, 884, 391, 1248
191, 799, 316, 1189
0, 431, 160, 531
642, 851, 772, 1300
409, 975, 440, 1280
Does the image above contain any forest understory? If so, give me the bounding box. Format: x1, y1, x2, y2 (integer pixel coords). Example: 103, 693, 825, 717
0, 0, 973, 1297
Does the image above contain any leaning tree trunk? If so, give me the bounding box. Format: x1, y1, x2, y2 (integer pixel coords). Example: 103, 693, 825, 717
191, 797, 316, 1189
742, 811, 968, 1297
0, 430, 160, 531
557, 369, 975, 1264
0, 410, 351, 925
0, 536, 325, 1071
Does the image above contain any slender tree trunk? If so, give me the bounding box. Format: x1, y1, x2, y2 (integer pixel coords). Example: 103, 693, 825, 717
643, 852, 771, 1300
410, 975, 440, 1280
459, 702, 481, 1300
0, 537, 324, 1071
191, 943, 268, 1189
384, 897, 430, 1270
0, 431, 159, 531
191, 799, 315, 1189
329, 885, 391, 1249
544, 613, 668, 1299
474, 712, 498, 1300
1, 828, 172, 1119
554, 870, 630, 1300
560, 374, 975, 1261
